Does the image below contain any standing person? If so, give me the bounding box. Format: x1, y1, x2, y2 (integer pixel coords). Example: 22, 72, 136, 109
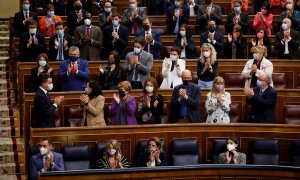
67, 0, 88, 36
160, 46, 186, 89
122, 0, 146, 34
124, 37, 154, 89
137, 77, 164, 124
13, 0, 38, 37
74, 12, 103, 61
34, 73, 64, 128
253, 1, 273, 35
205, 76, 231, 123
174, 24, 195, 59
39, 4, 63, 37
98, 0, 113, 30
242, 45, 273, 88
231, 0, 248, 12
58, 46, 90, 91
224, 25, 246, 59
167, 0, 190, 34
170, 70, 201, 123
225, 0, 249, 34
278, 0, 300, 31
111, 81, 137, 125
30, 53, 54, 92
251, 28, 272, 59
219, 137, 246, 164
244, 74, 277, 123
270, 0, 286, 15
99, 140, 130, 169
197, 43, 218, 89
79, 80, 106, 126
29, 137, 65, 180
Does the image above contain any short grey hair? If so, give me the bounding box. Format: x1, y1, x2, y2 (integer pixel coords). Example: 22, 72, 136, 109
265, 75, 272, 85
69, 46, 80, 53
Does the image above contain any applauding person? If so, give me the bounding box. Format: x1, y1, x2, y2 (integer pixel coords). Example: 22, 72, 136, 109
39, 4, 63, 37
219, 137, 246, 164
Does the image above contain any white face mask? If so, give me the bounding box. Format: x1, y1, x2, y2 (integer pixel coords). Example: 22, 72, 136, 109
203, 51, 210, 58
227, 144, 235, 152
253, 52, 259, 60
134, 47, 141, 54
108, 148, 116, 155
40, 147, 48, 155
29, 28, 37, 35
84, 19, 92, 26
145, 86, 154, 93
149, 147, 156, 152
286, 3, 293, 10
39, 60, 47, 67
47, 83, 53, 91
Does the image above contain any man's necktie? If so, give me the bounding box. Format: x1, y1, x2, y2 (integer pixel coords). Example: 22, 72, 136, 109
31, 34, 35, 45
134, 55, 139, 80
71, 62, 76, 74
114, 27, 117, 33
58, 36, 63, 60
86, 27, 91, 37
174, 10, 180, 34
25, 12, 29, 19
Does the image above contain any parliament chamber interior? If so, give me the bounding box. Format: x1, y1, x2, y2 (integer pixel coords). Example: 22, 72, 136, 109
1, 0, 300, 179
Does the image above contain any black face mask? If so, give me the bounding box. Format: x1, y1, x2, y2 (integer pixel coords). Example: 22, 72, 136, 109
74, 5, 82, 11
142, 24, 150, 31
208, 25, 216, 33
119, 90, 126, 98
108, 60, 115, 65
182, 80, 191, 86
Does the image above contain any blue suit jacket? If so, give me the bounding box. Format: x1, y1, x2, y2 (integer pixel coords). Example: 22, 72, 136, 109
29, 152, 64, 180
58, 59, 90, 91
246, 86, 277, 123
167, 4, 190, 34
135, 29, 163, 59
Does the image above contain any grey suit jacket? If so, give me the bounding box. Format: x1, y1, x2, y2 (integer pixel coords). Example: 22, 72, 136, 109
122, 7, 146, 34
197, 3, 222, 33
74, 25, 103, 60
124, 51, 153, 85
219, 152, 246, 164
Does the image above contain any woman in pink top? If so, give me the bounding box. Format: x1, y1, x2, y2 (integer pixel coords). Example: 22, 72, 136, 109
253, 1, 273, 35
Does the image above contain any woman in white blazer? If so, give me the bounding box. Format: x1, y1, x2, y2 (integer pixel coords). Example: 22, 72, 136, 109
160, 46, 186, 89
242, 45, 273, 88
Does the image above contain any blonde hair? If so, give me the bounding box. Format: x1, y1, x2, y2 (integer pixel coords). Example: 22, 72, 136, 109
146, 136, 163, 152
251, 45, 267, 57
211, 76, 226, 94
199, 43, 217, 65
104, 139, 122, 159
118, 81, 132, 91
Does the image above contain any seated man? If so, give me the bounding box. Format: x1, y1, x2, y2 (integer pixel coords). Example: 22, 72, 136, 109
225, 0, 249, 34
29, 137, 64, 180
122, 0, 146, 34
244, 73, 277, 123
74, 12, 103, 61
200, 19, 223, 59
196, 0, 222, 33
13, 0, 38, 37
167, 0, 190, 34
49, 22, 73, 61
170, 69, 201, 123
278, 0, 300, 31
58, 46, 90, 91
102, 12, 129, 60
275, 18, 300, 59
34, 73, 64, 128
135, 18, 163, 59
19, 20, 46, 62
124, 37, 153, 89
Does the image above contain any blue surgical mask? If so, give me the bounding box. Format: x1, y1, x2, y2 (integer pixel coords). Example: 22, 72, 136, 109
281, 23, 288, 31
47, 11, 55, 17
69, 56, 78, 62
257, 80, 262, 88
23, 4, 30, 11
104, 8, 112, 13
170, 55, 177, 61
253, 53, 259, 60
179, 31, 186, 36
56, 29, 64, 36
234, 7, 241, 13
130, 3, 136, 9
85, 87, 89, 94
175, 1, 181, 7
39, 60, 47, 67
134, 47, 141, 54
112, 20, 119, 27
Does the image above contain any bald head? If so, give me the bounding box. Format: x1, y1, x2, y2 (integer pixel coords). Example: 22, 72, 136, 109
182, 70, 192, 80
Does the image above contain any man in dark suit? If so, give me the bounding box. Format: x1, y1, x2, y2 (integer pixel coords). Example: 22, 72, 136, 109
58, 46, 90, 91
29, 137, 64, 180
102, 12, 129, 60
67, 0, 88, 36
170, 69, 201, 123
225, 0, 249, 34
98, 1, 113, 30
167, 0, 190, 34
34, 73, 64, 128
13, 0, 38, 37
274, 18, 300, 59
122, 0, 146, 34
49, 22, 73, 61
135, 18, 163, 59
187, 0, 200, 16
124, 37, 154, 89
245, 73, 277, 123
278, 0, 300, 31
200, 19, 223, 58
196, 0, 222, 33
19, 20, 46, 62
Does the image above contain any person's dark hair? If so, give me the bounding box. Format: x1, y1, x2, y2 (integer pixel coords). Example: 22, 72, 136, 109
261, 1, 271, 16
108, 50, 120, 67
111, 12, 121, 18
87, 80, 102, 98
134, 36, 146, 47
84, 12, 92, 19
28, 20, 38, 27
55, 22, 64, 28
45, 3, 55, 12
170, 46, 182, 55
36, 53, 49, 68
232, 25, 243, 41
176, 24, 192, 39
256, 28, 269, 45
40, 137, 52, 145
227, 137, 240, 151
207, 19, 216, 25
143, 17, 152, 24
39, 73, 50, 86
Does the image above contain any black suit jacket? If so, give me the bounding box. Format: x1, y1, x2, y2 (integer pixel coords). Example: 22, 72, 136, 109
274, 29, 300, 59
200, 30, 223, 58
167, 4, 190, 34
102, 25, 129, 60
246, 86, 277, 123
19, 32, 46, 62
67, 10, 87, 35
13, 11, 38, 37
225, 12, 249, 35
170, 83, 201, 123
33, 88, 57, 128
49, 34, 73, 61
